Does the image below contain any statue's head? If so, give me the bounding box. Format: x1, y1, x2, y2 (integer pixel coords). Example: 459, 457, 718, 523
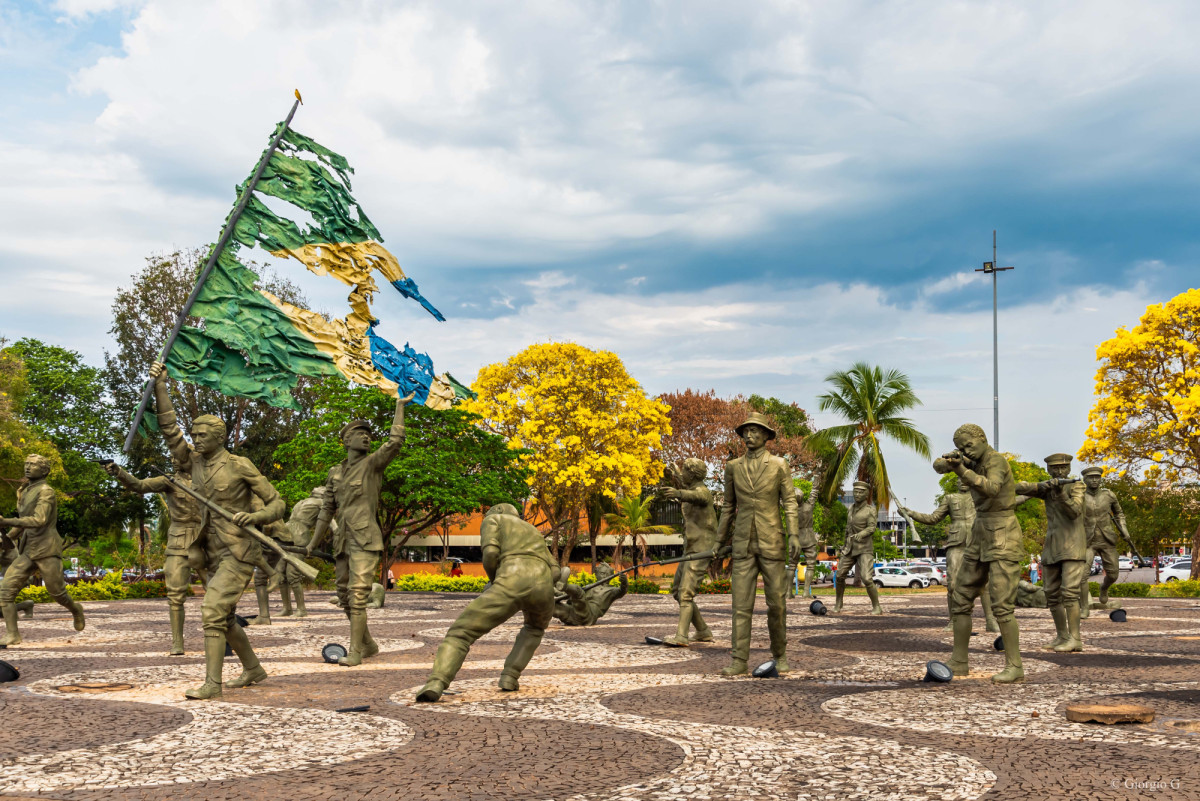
171, 451, 191, 473
310, 485, 329, 499
952, 423, 988, 462
852, 480, 869, 503
735, 413, 776, 450
681, 457, 708, 483
486, 503, 520, 519
190, 415, 227, 456
339, 419, 372, 451
1081, 466, 1102, 489
1044, 453, 1072, 479
23, 454, 51, 480
595, 562, 615, 581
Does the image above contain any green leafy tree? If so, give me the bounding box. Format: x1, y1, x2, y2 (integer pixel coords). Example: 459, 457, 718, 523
0, 342, 64, 509
603, 494, 675, 569
1106, 477, 1200, 578
273, 378, 531, 576
2, 338, 144, 549
809, 362, 931, 509
793, 478, 847, 555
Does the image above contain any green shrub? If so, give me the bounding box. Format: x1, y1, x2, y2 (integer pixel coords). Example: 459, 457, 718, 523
1107, 582, 1151, 597
626, 577, 661, 594
696, 578, 732, 594
392, 572, 489, 593
1087, 581, 1101, 597
1160, 578, 1200, 598
16, 571, 172, 603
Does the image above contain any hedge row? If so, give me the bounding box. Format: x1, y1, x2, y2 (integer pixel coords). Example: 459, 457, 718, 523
17, 572, 174, 603
391, 571, 663, 594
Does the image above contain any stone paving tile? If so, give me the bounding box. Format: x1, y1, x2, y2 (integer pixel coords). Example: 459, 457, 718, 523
2, 591, 1199, 799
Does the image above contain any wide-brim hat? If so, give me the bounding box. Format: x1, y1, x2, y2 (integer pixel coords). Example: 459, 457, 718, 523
735, 412, 777, 440
1044, 453, 1073, 466
1080, 466, 1103, 477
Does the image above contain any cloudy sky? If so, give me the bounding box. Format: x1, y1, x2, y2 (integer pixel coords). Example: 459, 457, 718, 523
2, 0, 1197, 507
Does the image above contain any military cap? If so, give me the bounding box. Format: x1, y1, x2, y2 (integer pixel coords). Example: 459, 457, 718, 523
853, 480, 869, 490
735, 412, 777, 440
1044, 453, 1073, 466
1080, 466, 1103, 477
338, 419, 372, 440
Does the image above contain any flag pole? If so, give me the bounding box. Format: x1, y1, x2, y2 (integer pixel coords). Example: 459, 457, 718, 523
123, 90, 304, 453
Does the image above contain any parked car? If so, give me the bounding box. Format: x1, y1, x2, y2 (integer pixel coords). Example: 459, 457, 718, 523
873, 567, 931, 589
1162, 561, 1193, 582
904, 564, 947, 586
1118, 556, 1134, 571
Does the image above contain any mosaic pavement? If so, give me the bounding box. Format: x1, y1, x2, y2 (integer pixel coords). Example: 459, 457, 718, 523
2, 590, 1199, 799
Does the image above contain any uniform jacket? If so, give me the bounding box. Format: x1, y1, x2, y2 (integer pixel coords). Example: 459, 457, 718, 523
320, 425, 405, 554
1017, 480, 1086, 564
115, 468, 201, 556
676, 484, 718, 554
1083, 488, 1127, 548
843, 501, 877, 558
906, 492, 976, 549
715, 450, 800, 561
958, 449, 1023, 563
9, 478, 62, 561
480, 514, 556, 571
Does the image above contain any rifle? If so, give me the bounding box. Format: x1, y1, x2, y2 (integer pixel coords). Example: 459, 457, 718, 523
887, 488, 917, 530
579, 549, 717, 591
283, 544, 335, 564
148, 466, 319, 581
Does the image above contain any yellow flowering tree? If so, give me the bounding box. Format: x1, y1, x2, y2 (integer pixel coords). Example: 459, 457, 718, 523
1079, 289, 1200, 576
466, 343, 671, 564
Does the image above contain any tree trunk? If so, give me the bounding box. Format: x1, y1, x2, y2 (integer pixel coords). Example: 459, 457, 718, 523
1192, 521, 1200, 579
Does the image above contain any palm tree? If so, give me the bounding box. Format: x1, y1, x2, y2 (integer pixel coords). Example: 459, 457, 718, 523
808, 361, 931, 508
603, 495, 675, 570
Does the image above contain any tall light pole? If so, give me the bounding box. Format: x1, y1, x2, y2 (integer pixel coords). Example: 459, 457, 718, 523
975, 230, 1014, 449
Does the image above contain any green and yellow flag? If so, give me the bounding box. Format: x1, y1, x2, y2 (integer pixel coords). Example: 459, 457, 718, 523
164, 121, 469, 411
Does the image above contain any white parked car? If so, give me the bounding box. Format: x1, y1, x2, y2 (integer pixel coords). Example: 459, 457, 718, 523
904, 564, 947, 586
1118, 556, 1134, 571
873, 567, 931, 589
1162, 561, 1192, 582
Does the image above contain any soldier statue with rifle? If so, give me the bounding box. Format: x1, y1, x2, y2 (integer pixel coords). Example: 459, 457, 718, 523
792, 477, 821, 599
306, 392, 413, 666
105, 453, 207, 654
150, 362, 287, 699
0, 454, 86, 645
1078, 466, 1138, 617
834, 481, 883, 615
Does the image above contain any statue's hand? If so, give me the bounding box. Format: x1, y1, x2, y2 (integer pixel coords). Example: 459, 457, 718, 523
103, 462, 121, 477
661, 488, 678, 501
788, 542, 800, 564
398, 391, 416, 406
231, 511, 255, 528
149, 361, 167, 382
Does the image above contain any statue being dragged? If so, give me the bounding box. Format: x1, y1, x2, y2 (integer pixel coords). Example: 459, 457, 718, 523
552, 563, 629, 626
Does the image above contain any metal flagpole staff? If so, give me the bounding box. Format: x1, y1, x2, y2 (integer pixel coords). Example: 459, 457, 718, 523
975, 230, 1014, 450
123, 90, 304, 453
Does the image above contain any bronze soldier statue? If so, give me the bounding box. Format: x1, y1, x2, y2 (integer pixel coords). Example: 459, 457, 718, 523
715, 412, 800, 676
278, 487, 327, 618
553, 564, 628, 626
792, 479, 821, 599
940, 424, 1025, 683
151, 362, 285, 699
834, 481, 883, 615
899, 481, 999, 632
660, 458, 717, 646
0, 526, 36, 620
1017, 454, 1086, 652
247, 516, 290, 626
1078, 466, 1133, 617
306, 393, 412, 666
417, 504, 556, 700
106, 454, 206, 654
0, 455, 86, 644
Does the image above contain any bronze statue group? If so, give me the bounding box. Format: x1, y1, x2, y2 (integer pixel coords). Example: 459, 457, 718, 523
0, 371, 1136, 698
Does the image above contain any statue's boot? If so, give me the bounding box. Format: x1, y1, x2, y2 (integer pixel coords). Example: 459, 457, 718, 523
185, 632, 225, 700
339, 609, 368, 666
16, 600, 34, 619
774, 654, 790, 674
990, 618, 1025, 684
1099, 581, 1114, 608
720, 659, 748, 677
498, 672, 520, 691
279, 585, 294, 617
1079, 583, 1091, 619
224, 618, 267, 687
833, 584, 845, 613
803, 564, 815, 598
865, 581, 883, 615
265, 564, 280, 594
52, 593, 85, 631
691, 605, 713, 642
169, 606, 186, 655
1053, 604, 1084, 653
666, 603, 694, 646
498, 624, 545, 691
361, 623, 380, 660
1, 603, 21, 646
248, 586, 271, 625
293, 586, 308, 618
981, 585, 999, 632
416, 678, 446, 702
1043, 605, 1068, 651
946, 613, 972, 676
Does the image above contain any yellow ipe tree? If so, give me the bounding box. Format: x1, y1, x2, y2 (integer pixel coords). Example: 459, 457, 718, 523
1078, 288, 1200, 577
466, 343, 671, 565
